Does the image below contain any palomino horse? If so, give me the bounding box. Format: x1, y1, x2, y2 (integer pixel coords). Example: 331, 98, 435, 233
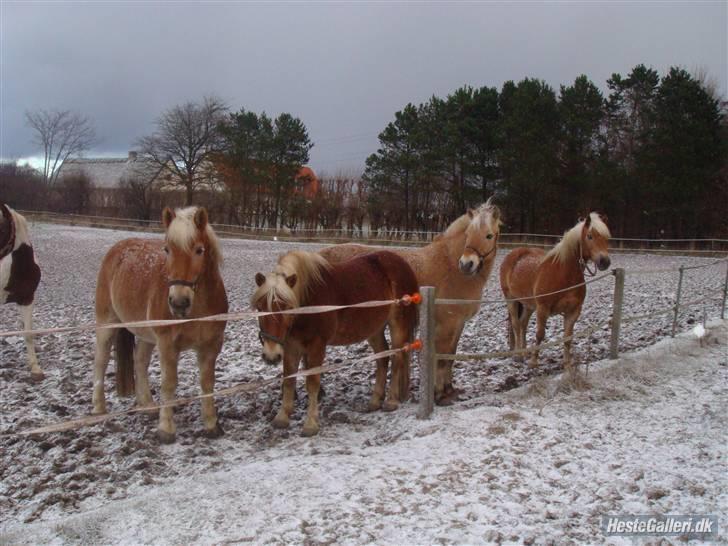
252, 250, 418, 436
0, 203, 42, 379
320, 199, 501, 405
92, 207, 228, 443
500, 212, 611, 370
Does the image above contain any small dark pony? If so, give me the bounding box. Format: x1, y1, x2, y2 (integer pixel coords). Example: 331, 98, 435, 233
252, 250, 418, 436
500, 213, 611, 370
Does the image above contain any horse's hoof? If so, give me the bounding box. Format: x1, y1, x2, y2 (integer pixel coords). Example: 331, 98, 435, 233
382, 400, 399, 412
204, 423, 224, 439
271, 416, 290, 429
157, 430, 176, 444
301, 424, 319, 437
30, 371, 45, 382
92, 405, 107, 416
367, 399, 382, 412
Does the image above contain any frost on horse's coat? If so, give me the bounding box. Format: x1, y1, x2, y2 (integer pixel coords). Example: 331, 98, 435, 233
0, 203, 42, 378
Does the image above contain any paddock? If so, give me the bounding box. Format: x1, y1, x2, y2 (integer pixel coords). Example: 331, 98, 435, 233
0, 223, 725, 542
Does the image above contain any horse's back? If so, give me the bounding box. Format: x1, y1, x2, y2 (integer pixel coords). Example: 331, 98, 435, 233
96, 238, 164, 322
500, 247, 545, 300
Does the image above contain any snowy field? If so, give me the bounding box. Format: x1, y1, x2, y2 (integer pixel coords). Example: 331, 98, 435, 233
0, 223, 726, 544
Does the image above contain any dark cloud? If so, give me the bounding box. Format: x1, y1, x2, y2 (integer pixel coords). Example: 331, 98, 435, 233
2, 1, 725, 173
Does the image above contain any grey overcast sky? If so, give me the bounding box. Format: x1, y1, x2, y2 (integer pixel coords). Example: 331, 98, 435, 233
1, 1, 726, 175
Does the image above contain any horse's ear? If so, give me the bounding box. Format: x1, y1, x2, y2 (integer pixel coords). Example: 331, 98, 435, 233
490, 205, 501, 225
162, 207, 175, 228
584, 214, 592, 228
255, 273, 266, 287
285, 274, 297, 289
194, 207, 209, 230
598, 212, 608, 224
467, 208, 475, 219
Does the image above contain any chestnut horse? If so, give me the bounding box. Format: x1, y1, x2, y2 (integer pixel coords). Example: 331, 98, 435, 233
252, 250, 418, 436
500, 213, 611, 370
321, 199, 501, 405
92, 207, 228, 443
0, 203, 42, 379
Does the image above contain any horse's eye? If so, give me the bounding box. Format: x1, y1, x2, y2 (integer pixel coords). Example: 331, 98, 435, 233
196, 247, 205, 255
486, 234, 493, 240
163, 246, 169, 254
587, 234, 593, 240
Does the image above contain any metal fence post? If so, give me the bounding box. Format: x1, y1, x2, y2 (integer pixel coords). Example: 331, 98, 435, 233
610, 268, 625, 359
671, 266, 685, 337
722, 262, 728, 320
418, 286, 436, 419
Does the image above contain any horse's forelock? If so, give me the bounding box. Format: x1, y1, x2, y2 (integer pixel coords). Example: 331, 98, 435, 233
546, 212, 610, 264
166, 207, 222, 266
251, 272, 298, 310
588, 212, 611, 239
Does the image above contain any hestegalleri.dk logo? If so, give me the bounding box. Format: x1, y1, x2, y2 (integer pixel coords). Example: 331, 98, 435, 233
601, 515, 718, 538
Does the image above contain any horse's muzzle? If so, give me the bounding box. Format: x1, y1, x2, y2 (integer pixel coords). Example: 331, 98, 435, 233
262, 353, 282, 366
597, 255, 611, 271
168, 295, 191, 317
458, 257, 480, 276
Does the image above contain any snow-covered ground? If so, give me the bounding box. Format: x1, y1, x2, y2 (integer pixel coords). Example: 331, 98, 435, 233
0, 223, 726, 543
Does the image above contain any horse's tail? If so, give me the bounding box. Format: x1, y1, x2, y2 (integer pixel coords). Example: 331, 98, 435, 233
115, 328, 135, 397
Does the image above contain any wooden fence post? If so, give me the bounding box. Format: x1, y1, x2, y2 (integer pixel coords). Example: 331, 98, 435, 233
610, 268, 625, 359
721, 262, 728, 320
671, 265, 685, 337
418, 286, 436, 420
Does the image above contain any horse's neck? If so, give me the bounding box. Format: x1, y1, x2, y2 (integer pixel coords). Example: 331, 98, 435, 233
547, 246, 584, 284
195, 261, 226, 309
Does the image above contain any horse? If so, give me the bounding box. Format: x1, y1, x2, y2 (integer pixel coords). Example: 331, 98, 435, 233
92, 206, 228, 443
499, 212, 611, 370
252, 250, 418, 436
320, 199, 501, 405
0, 203, 42, 379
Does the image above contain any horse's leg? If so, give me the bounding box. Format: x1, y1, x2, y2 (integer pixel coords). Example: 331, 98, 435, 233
529, 305, 549, 369
273, 345, 302, 429
134, 340, 155, 409
382, 319, 411, 411
157, 341, 180, 444
197, 343, 224, 438
562, 306, 582, 370
435, 322, 464, 406
92, 327, 115, 414
302, 341, 325, 437
19, 304, 42, 380
367, 330, 389, 411
505, 303, 517, 351
519, 307, 535, 355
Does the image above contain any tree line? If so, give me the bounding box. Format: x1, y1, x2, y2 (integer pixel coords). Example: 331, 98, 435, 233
365, 65, 726, 237
3, 63, 726, 238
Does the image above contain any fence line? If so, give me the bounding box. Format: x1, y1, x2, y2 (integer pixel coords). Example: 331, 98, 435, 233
20, 209, 728, 253
4, 342, 422, 437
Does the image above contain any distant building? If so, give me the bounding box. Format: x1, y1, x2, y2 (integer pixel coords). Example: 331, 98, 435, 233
57, 151, 167, 215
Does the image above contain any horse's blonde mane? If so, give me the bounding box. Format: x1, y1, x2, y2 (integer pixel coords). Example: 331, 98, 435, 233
546, 212, 611, 264
443, 198, 502, 238
166, 207, 222, 267
251, 250, 331, 309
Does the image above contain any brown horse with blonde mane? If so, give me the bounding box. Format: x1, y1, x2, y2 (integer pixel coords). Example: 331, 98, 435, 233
321, 199, 501, 405
500, 212, 611, 370
92, 207, 228, 443
252, 250, 418, 436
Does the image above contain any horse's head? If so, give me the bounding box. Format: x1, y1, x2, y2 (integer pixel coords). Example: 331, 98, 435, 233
458, 199, 502, 276
580, 212, 611, 271
252, 271, 298, 365
162, 206, 217, 318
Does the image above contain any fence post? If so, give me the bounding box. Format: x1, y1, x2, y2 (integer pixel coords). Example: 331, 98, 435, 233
418, 286, 436, 420
721, 262, 728, 320
671, 266, 685, 337
610, 268, 625, 359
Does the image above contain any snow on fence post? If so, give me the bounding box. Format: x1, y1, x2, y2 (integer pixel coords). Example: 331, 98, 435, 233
722, 262, 728, 320
610, 268, 625, 359
671, 265, 685, 337
417, 286, 436, 420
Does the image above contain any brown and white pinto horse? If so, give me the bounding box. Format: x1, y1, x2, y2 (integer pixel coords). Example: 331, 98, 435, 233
0, 203, 42, 379
252, 250, 418, 436
92, 207, 228, 443
500, 213, 611, 370
320, 199, 501, 405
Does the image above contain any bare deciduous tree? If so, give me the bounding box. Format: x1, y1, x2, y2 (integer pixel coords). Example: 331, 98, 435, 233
137, 96, 228, 206
24, 109, 98, 186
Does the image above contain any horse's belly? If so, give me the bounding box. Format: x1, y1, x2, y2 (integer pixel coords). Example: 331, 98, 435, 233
329, 308, 389, 346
